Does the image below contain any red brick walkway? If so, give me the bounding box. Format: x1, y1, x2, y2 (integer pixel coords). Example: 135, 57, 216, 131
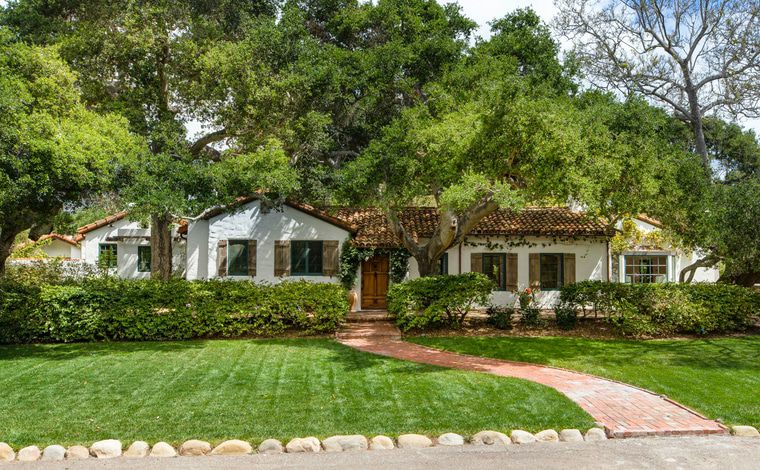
337, 320, 727, 438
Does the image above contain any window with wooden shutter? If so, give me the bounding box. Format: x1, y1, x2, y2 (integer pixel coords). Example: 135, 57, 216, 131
563, 253, 576, 285
217, 240, 228, 278
470, 253, 483, 273
322, 240, 339, 276
506, 253, 518, 291
529, 253, 540, 288
247, 240, 257, 277
274, 240, 290, 277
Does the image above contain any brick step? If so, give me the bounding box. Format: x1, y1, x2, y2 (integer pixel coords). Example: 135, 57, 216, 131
346, 311, 393, 323
336, 321, 401, 340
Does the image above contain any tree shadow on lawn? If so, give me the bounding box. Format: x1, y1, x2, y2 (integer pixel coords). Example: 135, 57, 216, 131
259, 338, 447, 375
414, 335, 760, 372
0, 339, 206, 362
0, 337, 444, 377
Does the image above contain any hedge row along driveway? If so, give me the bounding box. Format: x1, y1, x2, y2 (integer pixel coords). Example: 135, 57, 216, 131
0, 339, 594, 448
410, 335, 760, 429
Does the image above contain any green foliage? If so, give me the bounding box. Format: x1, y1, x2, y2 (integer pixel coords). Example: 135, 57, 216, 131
559, 281, 760, 337
387, 273, 495, 331
0, 279, 348, 343
554, 303, 578, 330
486, 305, 514, 330
337, 241, 409, 289
0, 32, 142, 274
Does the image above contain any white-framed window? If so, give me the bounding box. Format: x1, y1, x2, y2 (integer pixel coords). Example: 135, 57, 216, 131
624, 255, 668, 283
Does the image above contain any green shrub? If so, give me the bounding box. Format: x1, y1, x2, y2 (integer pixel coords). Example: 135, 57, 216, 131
554, 303, 578, 330
520, 306, 541, 326
0, 278, 349, 343
559, 281, 760, 337
486, 305, 514, 330
388, 273, 495, 331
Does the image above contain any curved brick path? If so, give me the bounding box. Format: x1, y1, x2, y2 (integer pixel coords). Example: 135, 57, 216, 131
337, 320, 727, 438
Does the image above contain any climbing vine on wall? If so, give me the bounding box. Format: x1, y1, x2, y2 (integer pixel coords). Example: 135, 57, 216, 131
610, 218, 678, 254
338, 240, 409, 289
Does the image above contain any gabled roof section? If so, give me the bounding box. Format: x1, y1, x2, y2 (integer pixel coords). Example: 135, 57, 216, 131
75, 211, 129, 239
196, 196, 357, 233
634, 214, 664, 228
333, 207, 611, 248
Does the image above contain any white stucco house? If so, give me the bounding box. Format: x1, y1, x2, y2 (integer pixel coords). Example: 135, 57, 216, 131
30, 198, 719, 310
35, 212, 186, 278
612, 216, 719, 284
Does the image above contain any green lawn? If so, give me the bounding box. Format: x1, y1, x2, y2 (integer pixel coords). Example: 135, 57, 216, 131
0, 339, 593, 447
410, 335, 760, 428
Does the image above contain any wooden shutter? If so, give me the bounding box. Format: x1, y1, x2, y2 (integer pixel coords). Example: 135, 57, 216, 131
247, 240, 257, 277
470, 253, 483, 273
529, 253, 540, 288
563, 253, 576, 285
322, 240, 339, 277
274, 240, 290, 277
217, 240, 228, 278
506, 253, 518, 291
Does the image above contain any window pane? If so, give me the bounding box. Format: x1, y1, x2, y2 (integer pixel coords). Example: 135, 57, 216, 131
137, 246, 151, 273
228, 240, 249, 276
291, 241, 323, 275
540, 254, 563, 289
98, 244, 117, 268
624, 255, 668, 283
482, 254, 505, 290
438, 253, 449, 275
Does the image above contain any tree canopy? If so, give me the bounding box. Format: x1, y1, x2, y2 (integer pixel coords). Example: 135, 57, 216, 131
0, 31, 142, 275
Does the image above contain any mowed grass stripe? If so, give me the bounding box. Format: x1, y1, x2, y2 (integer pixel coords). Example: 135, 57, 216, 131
0, 339, 593, 447
410, 335, 760, 429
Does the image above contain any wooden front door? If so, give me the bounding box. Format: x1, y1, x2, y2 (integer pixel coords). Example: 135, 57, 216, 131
361, 255, 390, 309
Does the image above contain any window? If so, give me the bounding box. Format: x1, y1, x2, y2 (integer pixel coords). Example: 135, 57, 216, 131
482, 253, 507, 290
98, 243, 117, 268
540, 254, 564, 290
227, 240, 249, 276
625, 255, 668, 283
137, 246, 151, 273
437, 253, 449, 275
291, 241, 323, 275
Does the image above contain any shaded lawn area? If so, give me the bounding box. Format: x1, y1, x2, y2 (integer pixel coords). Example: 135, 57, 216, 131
409, 335, 760, 428
0, 339, 593, 447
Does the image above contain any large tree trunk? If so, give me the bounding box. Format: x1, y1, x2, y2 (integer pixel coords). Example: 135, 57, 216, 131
150, 212, 173, 281
679, 255, 719, 283
416, 257, 439, 278
684, 83, 710, 170
0, 228, 20, 278
387, 195, 500, 278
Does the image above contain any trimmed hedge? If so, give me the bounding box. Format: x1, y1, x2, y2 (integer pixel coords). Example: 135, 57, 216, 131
388, 273, 495, 331
559, 281, 760, 337
0, 278, 349, 344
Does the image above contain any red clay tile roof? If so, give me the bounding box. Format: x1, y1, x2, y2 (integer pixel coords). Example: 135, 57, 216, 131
39, 233, 80, 247
333, 207, 610, 248
75, 211, 129, 239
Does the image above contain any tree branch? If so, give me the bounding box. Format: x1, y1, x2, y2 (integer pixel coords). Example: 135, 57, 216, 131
189, 128, 228, 157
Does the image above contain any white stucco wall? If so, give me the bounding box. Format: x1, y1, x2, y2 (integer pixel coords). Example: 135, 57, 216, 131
189, 200, 351, 283
353, 236, 609, 309
79, 218, 185, 279
41, 239, 81, 259
617, 218, 720, 283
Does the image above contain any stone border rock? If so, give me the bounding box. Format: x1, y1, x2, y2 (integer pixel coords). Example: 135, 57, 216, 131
1, 426, 754, 462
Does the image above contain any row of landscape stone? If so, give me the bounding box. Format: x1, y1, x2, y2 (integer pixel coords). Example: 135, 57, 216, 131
2, 426, 758, 462
0, 428, 605, 462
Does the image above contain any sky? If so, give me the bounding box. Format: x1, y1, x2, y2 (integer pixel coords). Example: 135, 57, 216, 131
455, 0, 760, 134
